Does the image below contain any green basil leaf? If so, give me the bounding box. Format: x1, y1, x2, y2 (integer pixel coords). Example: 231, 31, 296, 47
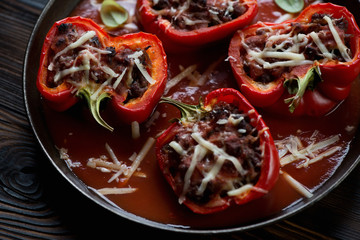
100, 0, 129, 28
275, 0, 304, 13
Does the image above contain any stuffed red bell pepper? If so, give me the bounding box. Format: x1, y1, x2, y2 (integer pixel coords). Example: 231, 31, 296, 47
156, 88, 279, 214
37, 16, 168, 131
228, 3, 360, 116
136, 0, 258, 52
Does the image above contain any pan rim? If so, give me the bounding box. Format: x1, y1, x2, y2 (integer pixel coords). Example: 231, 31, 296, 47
22, 0, 360, 234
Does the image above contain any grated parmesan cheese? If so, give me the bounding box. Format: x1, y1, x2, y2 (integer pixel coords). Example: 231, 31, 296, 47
59, 147, 82, 168
169, 141, 187, 156
227, 183, 253, 197
197, 155, 226, 195
296, 146, 342, 168
274, 130, 344, 200
128, 51, 156, 85
87, 158, 129, 173
105, 143, 120, 164
278, 134, 340, 167
86, 142, 150, 184
97, 187, 137, 195
53, 65, 88, 83
49, 30, 155, 105
124, 137, 155, 181
112, 67, 127, 90
179, 144, 207, 204
50, 31, 97, 69
90, 76, 112, 100
131, 121, 140, 139
229, 114, 244, 126
239, 15, 352, 72
309, 31, 333, 59
128, 152, 137, 162
281, 171, 313, 198
164, 64, 197, 94
191, 132, 247, 176
323, 16, 352, 62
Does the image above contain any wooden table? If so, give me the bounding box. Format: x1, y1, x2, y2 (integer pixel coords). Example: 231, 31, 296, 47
1, 0, 360, 239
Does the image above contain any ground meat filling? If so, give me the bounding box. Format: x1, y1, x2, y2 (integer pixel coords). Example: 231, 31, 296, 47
46, 23, 151, 101
242, 14, 352, 84
152, 0, 248, 31
161, 102, 263, 206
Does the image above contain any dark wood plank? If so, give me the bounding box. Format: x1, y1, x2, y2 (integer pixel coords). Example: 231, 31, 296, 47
0, 0, 360, 239
0, 0, 75, 239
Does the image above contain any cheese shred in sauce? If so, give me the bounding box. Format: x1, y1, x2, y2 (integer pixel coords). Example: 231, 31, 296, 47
70, 137, 155, 194
277, 134, 341, 167
281, 171, 313, 198
274, 130, 343, 199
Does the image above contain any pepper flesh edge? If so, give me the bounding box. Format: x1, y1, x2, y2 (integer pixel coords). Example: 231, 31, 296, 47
228, 3, 360, 116
37, 17, 168, 127
156, 88, 280, 214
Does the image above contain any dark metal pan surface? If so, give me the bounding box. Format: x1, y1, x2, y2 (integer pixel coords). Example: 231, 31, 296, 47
23, 0, 360, 234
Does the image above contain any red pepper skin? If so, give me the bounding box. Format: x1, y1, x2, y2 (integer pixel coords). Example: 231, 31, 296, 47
296, 3, 360, 87
156, 88, 280, 214
228, 3, 360, 116
37, 17, 168, 125
136, 0, 258, 53
36, 17, 104, 112
267, 89, 338, 117
228, 21, 285, 107
318, 81, 352, 101
109, 32, 168, 124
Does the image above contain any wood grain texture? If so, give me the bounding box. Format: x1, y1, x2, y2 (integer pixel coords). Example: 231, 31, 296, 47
0, 0, 360, 239
0, 0, 74, 239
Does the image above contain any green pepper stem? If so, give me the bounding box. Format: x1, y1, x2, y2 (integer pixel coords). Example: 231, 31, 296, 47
159, 97, 206, 122
284, 66, 322, 113
78, 88, 114, 132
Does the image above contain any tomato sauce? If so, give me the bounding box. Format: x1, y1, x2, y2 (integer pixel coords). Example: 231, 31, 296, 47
42, 0, 360, 229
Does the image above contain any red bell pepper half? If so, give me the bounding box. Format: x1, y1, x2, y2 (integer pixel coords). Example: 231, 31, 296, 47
228, 3, 360, 116
37, 16, 168, 131
156, 88, 279, 214
136, 0, 258, 52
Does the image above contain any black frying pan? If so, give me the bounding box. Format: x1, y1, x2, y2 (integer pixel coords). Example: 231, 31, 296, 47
23, 0, 360, 234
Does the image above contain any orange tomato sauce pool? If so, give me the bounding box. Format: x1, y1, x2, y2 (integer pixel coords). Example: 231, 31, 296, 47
42, 0, 360, 229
